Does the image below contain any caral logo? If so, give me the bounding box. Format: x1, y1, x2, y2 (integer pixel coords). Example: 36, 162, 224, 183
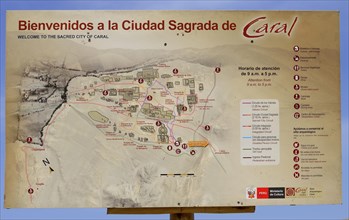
286, 187, 296, 197
295, 187, 308, 197
295, 187, 308, 193
246, 187, 256, 199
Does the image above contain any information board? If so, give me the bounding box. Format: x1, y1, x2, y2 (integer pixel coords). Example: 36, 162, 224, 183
4, 11, 341, 208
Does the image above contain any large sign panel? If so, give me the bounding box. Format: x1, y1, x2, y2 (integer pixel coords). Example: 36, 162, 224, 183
5, 11, 341, 207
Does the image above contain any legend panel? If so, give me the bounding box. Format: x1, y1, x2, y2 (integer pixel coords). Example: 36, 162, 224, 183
240, 99, 280, 165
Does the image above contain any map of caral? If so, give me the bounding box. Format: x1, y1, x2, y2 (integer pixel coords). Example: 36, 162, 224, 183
7, 56, 236, 207
5, 11, 342, 208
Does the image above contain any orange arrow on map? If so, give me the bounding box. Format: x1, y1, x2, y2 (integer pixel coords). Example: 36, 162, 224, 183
188, 140, 209, 147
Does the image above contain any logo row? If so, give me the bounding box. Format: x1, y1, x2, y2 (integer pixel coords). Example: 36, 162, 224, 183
247, 187, 308, 199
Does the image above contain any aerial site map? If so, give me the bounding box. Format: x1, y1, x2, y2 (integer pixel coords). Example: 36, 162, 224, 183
4, 11, 341, 208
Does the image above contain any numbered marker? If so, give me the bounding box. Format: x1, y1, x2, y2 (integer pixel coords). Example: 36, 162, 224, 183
138, 78, 144, 84
167, 145, 173, 151
293, 65, 299, 71
146, 95, 152, 101
204, 125, 211, 131
293, 55, 299, 62
294, 84, 300, 90
190, 150, 196, 155
182, 106, 187, 111
102, 90, 109, 96
294, 103, 300, 110
293, 156, 300, 162
174, 141, 180, 147
215, 67, 221, 73
173, 68, 178, 74
26, 137, 32, 143
176, 149, 181, 154
28, 188, 34, 194
156, 121, 162, 126
294, 75, 300, 81
181, 143, 188, 149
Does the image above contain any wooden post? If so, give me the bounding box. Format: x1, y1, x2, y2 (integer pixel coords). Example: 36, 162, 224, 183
170, 213, 194, 220
107, 206, 255, 219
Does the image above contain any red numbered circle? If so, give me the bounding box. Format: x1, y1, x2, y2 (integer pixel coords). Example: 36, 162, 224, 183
156, 121, 162, 126
26, 137, 33, 143
215, 67, 221, 73
28, 188, 34, 194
